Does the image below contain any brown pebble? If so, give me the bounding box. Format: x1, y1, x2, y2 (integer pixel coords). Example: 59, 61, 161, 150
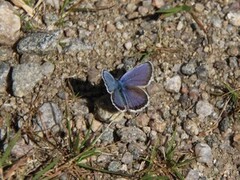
105, 23, 116, 33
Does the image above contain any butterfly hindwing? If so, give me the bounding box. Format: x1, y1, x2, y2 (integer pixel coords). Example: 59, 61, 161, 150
119, 62, 153, 87
121, 86, 149, 112
111, 88, 126, 111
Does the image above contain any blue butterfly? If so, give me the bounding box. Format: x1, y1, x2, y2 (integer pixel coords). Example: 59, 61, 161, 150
102, 62, 153, 112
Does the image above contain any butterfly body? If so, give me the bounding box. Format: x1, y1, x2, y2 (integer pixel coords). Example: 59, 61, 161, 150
102, 62, 153, 112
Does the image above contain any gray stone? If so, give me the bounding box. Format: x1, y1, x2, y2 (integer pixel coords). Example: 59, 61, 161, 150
108, 161, 122, 172
36, 102, 62, 132
196, 100, 214, 118
43, 12, 58, 27
128, 142, 146, 160
196, 65, 208, 80
117, 126, 146, 143
62, 38, 93, 54
181, 62, 196, 75
121, 152, 133, 164
0, 1, 21, 45
12, 62, 54, 97
218, 117, 229, 132
0, 62, 10, 93
0, 47, 13, 61
11, 139, 33, 158
185, 169, 200, 180
183, 120, 199, 136
195, 143, 213, 166
164, 75, 181, 93
17, 30, 61, 55
100, 128, 114, 144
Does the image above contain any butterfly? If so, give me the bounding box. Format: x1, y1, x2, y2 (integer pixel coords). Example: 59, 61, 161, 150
102, 61, 153, 112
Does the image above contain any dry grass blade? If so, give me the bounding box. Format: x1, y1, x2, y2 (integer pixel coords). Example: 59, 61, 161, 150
4, 156, 29, 179
11, 0, 34, 16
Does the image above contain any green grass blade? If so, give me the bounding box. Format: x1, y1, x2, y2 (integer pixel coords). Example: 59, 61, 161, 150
33, 157, 60, 180
223, 82, 239, 104
156, 5, 191, 14
172, 168, 184, 180
77, 148, 100, 163
0, 130, 21, 167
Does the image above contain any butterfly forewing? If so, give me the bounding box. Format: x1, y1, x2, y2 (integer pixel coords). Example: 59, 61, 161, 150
122, 86, 149, 112
102, 70, 119, 93
120, 62, 153, 87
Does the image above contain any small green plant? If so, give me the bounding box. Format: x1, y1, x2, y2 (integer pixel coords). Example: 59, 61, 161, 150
141, 132, 194, 180
223, 82, 240, 107
164, 132, 194, 180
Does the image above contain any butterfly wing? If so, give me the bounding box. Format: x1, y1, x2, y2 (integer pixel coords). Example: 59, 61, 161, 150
120, 62, 153, 87
111, 89, 127, 112
102, 70, 119, 93
121, 86, 149, 112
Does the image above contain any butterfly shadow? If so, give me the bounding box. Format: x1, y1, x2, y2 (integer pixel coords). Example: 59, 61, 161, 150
64, 70, 126, 115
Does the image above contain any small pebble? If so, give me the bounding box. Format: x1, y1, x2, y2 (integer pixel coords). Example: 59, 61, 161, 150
164, 75, 182, 93
152, 0, 165, 8
196, 100, 214, 118
181, 62, 196, 75
227, 46, 239, 56
126, 3, 137, 12
36, 102, 62, 132
136, 42, 147, 51
183, 120, 199, 136
196, 65, 208, 80
0, 47, 13, 61
121, 152, 133, 164
128, 142, 146, 160
194, 3, 205, 12
233, 133, 240, 151
227, 12, 240, 27
124, 41, 132, 50
0, 1, 21, 45
106, 23, 116, 33
108, 161, 122, 172
177, 21, 184, 31
185, 169, 200, 180
115, 21, 124, 30
90, 118, 102, 132
0, 62, 10, 94
135, 113, 150, 128
100, 128, 114, 144
218, 117, 229, 132
138, 6, 148, 16
117, 126, 146, 143
195, 143, 213, 166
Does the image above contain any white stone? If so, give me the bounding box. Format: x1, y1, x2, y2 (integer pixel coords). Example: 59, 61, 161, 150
164, 75, 181, 93
227, 12, 240, 27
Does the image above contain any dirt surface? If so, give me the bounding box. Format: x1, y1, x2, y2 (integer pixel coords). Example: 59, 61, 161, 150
1, 0, 240, 179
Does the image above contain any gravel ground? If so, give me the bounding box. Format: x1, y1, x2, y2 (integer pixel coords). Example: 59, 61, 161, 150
0, 0, 240, 179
